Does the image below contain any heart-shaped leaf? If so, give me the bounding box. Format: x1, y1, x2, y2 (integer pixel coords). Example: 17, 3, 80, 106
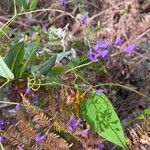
80, 93, 126, 148
4, 41, 24, 77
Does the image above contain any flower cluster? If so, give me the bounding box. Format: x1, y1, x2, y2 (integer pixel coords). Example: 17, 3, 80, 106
87, 39, 110, 61
68, 115, 90, 136
87, 37, 136, 61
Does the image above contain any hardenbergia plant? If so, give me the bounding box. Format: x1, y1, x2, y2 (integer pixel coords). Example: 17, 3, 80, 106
0, 0, 150, 150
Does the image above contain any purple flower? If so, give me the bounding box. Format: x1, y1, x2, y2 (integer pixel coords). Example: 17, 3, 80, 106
95, 89, 104, 94
25, 88, 31, 95
98, 50, 109, 58
36, 134, 46, 143
87, 51, 97, 61
0, 119, 5, 131
68, 115, 81, 130
15, 103, 21, 110
97, 40, 110, 49
96, 143, 105, 150
17, 145, 24, 150
81, 128, 90, 135
32, 95, 38, 103
80, 15, 88, 25
60, 0, 67, 7
114, 36, 123, 46
124, 43, 136, 53
0, 136, 4, 143
0, 119, 5, 126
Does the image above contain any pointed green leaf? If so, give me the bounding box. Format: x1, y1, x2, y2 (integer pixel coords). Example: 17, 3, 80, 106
0, 56, 14, 79
15, 0, 28, 8
38, 55, 57, 75
29, 0, 38, 10
20, 42, 39, 76
4, 42, 24, 77
80, 93, 126, 148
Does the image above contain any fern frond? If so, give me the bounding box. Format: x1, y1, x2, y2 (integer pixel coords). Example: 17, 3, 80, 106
18, 120, 37, 140
53, 119, 67, 132
33, 112, 53, 128
127, 117, 150, 150
0, 127, 32, 150
45, 133, 70, 150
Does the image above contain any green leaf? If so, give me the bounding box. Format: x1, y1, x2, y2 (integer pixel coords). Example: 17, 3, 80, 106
0, 56, 14, 79
20, 42, 39, 76
29, 0, 38, 10
4, 42, 24, 77
56, 51, 72, 63
144, 107, 150, 115
80, 93, 126, 148
38, 55, 57, 75
15, 0, 28, 8
52, 66, 64, 75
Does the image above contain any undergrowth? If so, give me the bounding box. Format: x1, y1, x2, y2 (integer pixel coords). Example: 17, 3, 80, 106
0, 0, 150, 150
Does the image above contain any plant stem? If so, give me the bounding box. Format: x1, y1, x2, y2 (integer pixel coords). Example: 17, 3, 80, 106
0, 79, 10, 89
0, 101, 18, 105
0, 143, 4, 150
94, 83, 150, 100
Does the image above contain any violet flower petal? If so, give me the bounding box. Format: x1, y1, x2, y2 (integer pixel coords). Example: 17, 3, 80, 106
68, 115, 81, 130
18, 145, 25, 150
75, 118, 81, 127
97, 40, 110, 49
114, 36, 122, 46
81, 128, 90, 135
87, 52, 97, 61
60, 0, 67, 7
0, 119, 5, 126
0, 136, 4, 143
36, 134, 46, 143
68, 115, 76, 130
93, 43, 100, 51
15, 103, 21, 110
98, 50, 109, 58
124, 43, 136, 53
95, 89, 104, 94
80, 15, 88, 25
25, 88, 31, 95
